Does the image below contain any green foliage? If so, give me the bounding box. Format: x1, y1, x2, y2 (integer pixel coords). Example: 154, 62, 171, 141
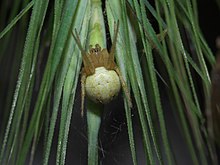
0, 0, 218, 164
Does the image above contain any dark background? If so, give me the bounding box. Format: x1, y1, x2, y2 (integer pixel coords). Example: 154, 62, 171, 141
198, 1, 220, 53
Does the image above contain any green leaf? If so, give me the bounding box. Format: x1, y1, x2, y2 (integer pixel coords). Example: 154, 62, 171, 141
0, 1, 34, 39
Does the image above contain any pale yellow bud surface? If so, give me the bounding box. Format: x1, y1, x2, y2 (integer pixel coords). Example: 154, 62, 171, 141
85, 67, 121, 104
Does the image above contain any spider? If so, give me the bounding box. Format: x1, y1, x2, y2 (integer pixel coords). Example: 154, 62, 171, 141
72, 21, 132, 116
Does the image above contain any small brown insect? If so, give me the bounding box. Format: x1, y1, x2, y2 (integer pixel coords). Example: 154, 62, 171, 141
72, 21, 132, 116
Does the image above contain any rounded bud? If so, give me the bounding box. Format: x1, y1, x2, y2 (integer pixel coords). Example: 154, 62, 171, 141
85, 67, 121, 104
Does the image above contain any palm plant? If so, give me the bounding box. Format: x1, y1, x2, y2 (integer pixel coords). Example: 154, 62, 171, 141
0, 0, 218, 164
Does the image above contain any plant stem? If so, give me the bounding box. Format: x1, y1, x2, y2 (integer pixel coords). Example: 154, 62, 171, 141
87, 0, 106, 164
